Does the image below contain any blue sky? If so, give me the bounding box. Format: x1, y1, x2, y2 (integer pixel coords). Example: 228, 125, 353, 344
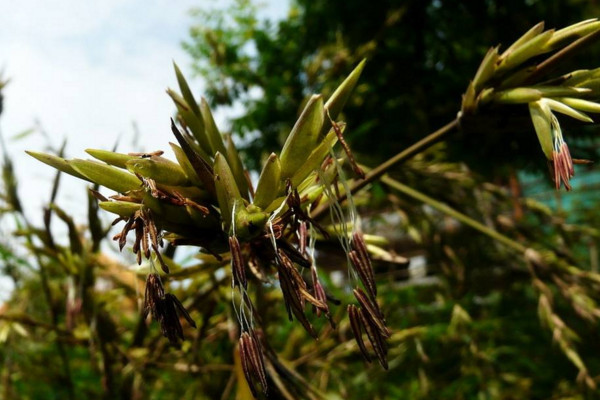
0, 0, 289, 215
0, 0, 289, 298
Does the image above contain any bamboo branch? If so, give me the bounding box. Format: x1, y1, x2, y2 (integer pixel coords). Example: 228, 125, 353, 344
380, 174, 527, 253
312, 118, 460, 220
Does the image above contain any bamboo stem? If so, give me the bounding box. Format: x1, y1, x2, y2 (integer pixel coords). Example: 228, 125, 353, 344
312, 118, 460, 220
380, 175, 527, 253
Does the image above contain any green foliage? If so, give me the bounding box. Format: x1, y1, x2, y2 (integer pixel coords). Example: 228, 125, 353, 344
3, 3, 600, 400
185, 0, 600, 175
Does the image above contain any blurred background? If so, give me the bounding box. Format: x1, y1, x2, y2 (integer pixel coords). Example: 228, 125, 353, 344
3, 0, 600, 399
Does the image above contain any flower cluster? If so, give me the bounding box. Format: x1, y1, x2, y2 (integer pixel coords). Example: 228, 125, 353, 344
462, 20, 600, 190
28, 60, 393, 395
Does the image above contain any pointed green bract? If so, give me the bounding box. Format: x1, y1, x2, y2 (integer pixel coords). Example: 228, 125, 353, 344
85, 149, 136, 169
173, 61, 202, 117
529, 101, 554, 160
473, 46, 499, 92
98, 201, 142, 218
501, 22, 545, 58
169, 143, 203, 186
496, 66, 536, 89
170, 119, 216, 196
543, 98, 593, 122
534, 86, 590, 97
559, 97, 600, 113
493, 88, 542, 104
566, 68, 600, 87
225, 134, 249, 200
185, 205, 219, 228
545, 19, 600, 50
253, 153, 281, 209
280, 94, 325, 179
126, 156, 190, 186
214, 152, 242, 231
69, 159, 140, 193
321, 59, 366, 136
167, 89, 211, 154
291, 125, 342, 187
200, 97, 228, 157
25, 151, 90, 182
461, 81, 477, 113
497, 30, 554, 73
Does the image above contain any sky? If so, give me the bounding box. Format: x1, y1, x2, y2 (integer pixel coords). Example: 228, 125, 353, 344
0, 0, 289, 299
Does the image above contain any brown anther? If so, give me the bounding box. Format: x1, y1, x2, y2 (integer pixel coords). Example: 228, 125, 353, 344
141, 225, 150, 259
357, 307, 388, 370
348, 304, 372, 363
573, 158, 593, 165
353, 288, 389, 338
276, 250, 317, 338
88, 188, 108, 202
128, 150, 164, 157
111, 216, 125, 226
132, 221, 143, 255
350, 232, 377, 299
349, 251, 377, 301
239, 331, 268, 396
551, 142, 575, 191
327, 111, 365, 178
299, 221, 308, 256
153, 245, 170, 274
143, 273, 165, 320
229, 236, 247, 289
311, 267, 334, 326
118, 216, 135, 250
143, 274, 195, 345
110, 195, 139, 202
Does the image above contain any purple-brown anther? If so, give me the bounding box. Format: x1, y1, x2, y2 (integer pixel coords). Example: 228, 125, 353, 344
358, 307, 389, 370
276, 239, 311, 269
143, 273, 165, 321
551, 141, 575, 191
153, 247, 170, 274
277, 250, 317, 338
229, 236, 247, 289
299, 221, 308, 256
239, 331, 268, 396
351, 231, 377, 297
348, 304, 372, 363
349, 250, 377, 302
143, 274, 196, 344
155, 294, 184, 344
328, 112, 365, 178
111, 208, 169, 272
311, 267, 329, 318
353, 288, 390, 338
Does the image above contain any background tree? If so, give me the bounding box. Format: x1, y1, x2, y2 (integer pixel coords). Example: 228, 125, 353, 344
2, 2, 600, 400
185, 0, 600, 174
